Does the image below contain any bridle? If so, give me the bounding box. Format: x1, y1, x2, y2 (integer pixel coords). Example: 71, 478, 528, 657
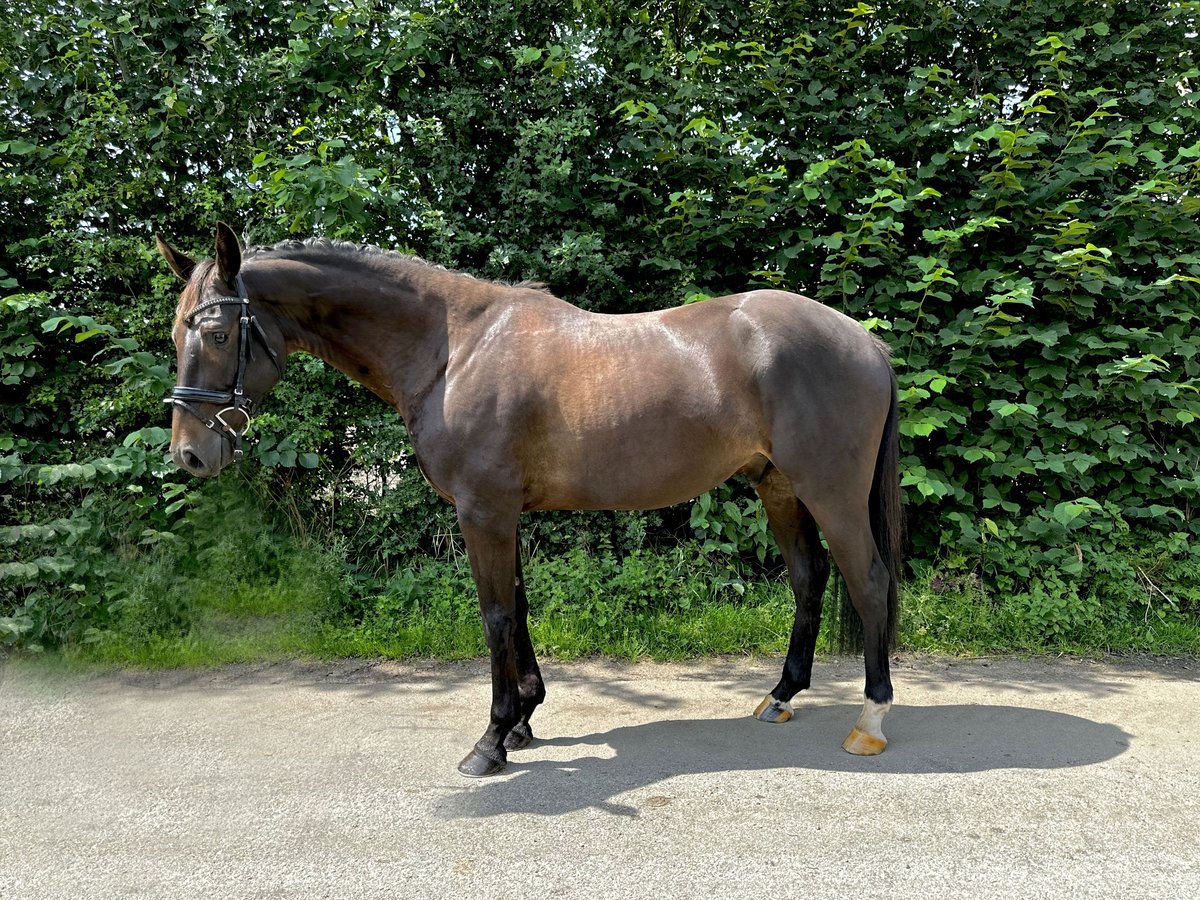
163, 274, 283, 461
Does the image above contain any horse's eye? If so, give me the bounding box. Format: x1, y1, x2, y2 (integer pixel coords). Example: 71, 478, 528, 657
213, 332, 228, 345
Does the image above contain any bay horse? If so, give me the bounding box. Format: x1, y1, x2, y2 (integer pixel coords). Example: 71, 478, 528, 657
157, 223, 901, 777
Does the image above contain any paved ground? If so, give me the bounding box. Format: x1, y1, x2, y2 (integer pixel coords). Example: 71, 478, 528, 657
2, 653, 1198, 899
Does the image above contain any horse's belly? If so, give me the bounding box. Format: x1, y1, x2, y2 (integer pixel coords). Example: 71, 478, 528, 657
523, 421, 758, 511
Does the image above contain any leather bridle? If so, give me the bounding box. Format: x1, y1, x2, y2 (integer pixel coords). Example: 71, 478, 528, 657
163, 275, 283, 461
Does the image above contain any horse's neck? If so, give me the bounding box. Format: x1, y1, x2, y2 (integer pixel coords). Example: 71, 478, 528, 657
251, 258, 453, 420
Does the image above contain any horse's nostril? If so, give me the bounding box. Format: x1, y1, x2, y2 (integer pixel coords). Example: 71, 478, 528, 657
172, 443, 218, 477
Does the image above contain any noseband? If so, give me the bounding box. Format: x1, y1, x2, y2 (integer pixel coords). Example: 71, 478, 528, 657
163, 275, 283, 461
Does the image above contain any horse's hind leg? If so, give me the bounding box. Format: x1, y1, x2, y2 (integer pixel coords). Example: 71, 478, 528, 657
504, 535, 545, 752
809, 502, 895, 755
751, 467, 830, 724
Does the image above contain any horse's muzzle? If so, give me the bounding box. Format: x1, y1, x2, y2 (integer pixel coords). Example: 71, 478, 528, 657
172, 442, 222, 478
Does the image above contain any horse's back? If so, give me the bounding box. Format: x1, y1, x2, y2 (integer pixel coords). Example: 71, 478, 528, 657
438, 286, 892, 511
660, 289, 893, 415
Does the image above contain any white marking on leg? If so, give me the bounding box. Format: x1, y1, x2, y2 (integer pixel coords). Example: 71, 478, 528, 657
853, 697, 891, 741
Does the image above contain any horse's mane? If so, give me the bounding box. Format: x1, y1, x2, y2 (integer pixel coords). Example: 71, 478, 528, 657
244, 237, 547, 292
245, 237, 424, 265
173, 237, 549, 324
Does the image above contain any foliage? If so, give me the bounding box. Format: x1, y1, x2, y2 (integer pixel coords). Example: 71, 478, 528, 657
904, 532, 1200, 652
65, 527, 1200, 665
689, 483, 776, 566
2, 0, 1198, 656
74, 481, 352, 665
314, 547, 802, 661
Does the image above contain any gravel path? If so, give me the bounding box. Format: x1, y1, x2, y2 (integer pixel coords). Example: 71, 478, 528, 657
2, 654, 1198, 899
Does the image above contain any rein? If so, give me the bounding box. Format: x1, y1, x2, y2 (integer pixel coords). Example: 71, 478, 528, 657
163, 275, 283, 461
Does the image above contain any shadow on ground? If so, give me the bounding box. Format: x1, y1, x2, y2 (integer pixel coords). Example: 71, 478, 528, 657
443, 701, 1131, 818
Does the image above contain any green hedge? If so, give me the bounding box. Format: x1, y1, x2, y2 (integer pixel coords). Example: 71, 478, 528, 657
2, 0, 1198, 651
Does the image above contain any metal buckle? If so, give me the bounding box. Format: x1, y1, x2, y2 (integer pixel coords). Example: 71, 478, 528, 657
215, 406, 251, 436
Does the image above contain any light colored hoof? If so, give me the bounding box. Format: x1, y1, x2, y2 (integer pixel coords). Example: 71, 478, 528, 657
843, 698, 891, 755
753, 695, 793, 724
842, 727, 887, 755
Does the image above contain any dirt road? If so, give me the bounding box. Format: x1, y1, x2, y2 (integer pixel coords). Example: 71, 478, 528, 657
2, 654, 1198, 899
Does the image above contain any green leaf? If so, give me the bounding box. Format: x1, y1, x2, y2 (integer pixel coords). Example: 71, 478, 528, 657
1, 140, 38, 155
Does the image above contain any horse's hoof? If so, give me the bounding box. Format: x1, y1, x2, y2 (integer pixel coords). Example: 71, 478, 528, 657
503, 722, 533, 751
457, 746, 508, 778
842, 727, 887, 755
843, 698, 890, 755
753, 695, 793, 724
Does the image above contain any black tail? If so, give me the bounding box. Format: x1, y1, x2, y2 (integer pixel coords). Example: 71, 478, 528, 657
837, 368, 903, 651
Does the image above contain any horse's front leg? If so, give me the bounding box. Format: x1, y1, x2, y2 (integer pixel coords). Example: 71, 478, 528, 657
504, 537, 545, 752
456, 502, 523, 777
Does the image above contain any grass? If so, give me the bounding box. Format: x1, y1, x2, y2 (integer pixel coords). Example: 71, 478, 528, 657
900, 564, 1200, 656
82, 562, 331, 668
306, 601, 798, 662
40, 550, 1196, 670
10, 500, 1197, 669
45, 539, 816, 667
194, 554, 801, 663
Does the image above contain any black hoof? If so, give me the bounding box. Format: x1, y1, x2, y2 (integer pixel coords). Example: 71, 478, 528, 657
504, 722, 534, 751
457, 745, 508, 778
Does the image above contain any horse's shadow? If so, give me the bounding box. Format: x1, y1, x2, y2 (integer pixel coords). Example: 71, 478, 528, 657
441, 702, 1130, 818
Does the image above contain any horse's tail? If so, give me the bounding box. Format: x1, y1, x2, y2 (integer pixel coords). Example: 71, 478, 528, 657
838, 361, 903, 651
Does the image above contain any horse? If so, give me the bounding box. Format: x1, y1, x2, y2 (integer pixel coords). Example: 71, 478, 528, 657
157, 223, 901, 777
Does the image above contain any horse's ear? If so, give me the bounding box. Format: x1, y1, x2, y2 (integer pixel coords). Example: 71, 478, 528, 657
215, 222, 242, 283
155, 233, 196, 282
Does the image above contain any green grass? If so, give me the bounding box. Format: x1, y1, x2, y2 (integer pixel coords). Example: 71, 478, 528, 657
899, 564, 1200, 656
51, 543, 809, 667
306, 602, 797, 662
285, 558, 801, 662
81, 557, 334, 668
12, 477, 1196, 670
17, 525, 1199, 669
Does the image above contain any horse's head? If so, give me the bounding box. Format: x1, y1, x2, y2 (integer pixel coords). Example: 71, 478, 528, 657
156, 223, 285, 477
